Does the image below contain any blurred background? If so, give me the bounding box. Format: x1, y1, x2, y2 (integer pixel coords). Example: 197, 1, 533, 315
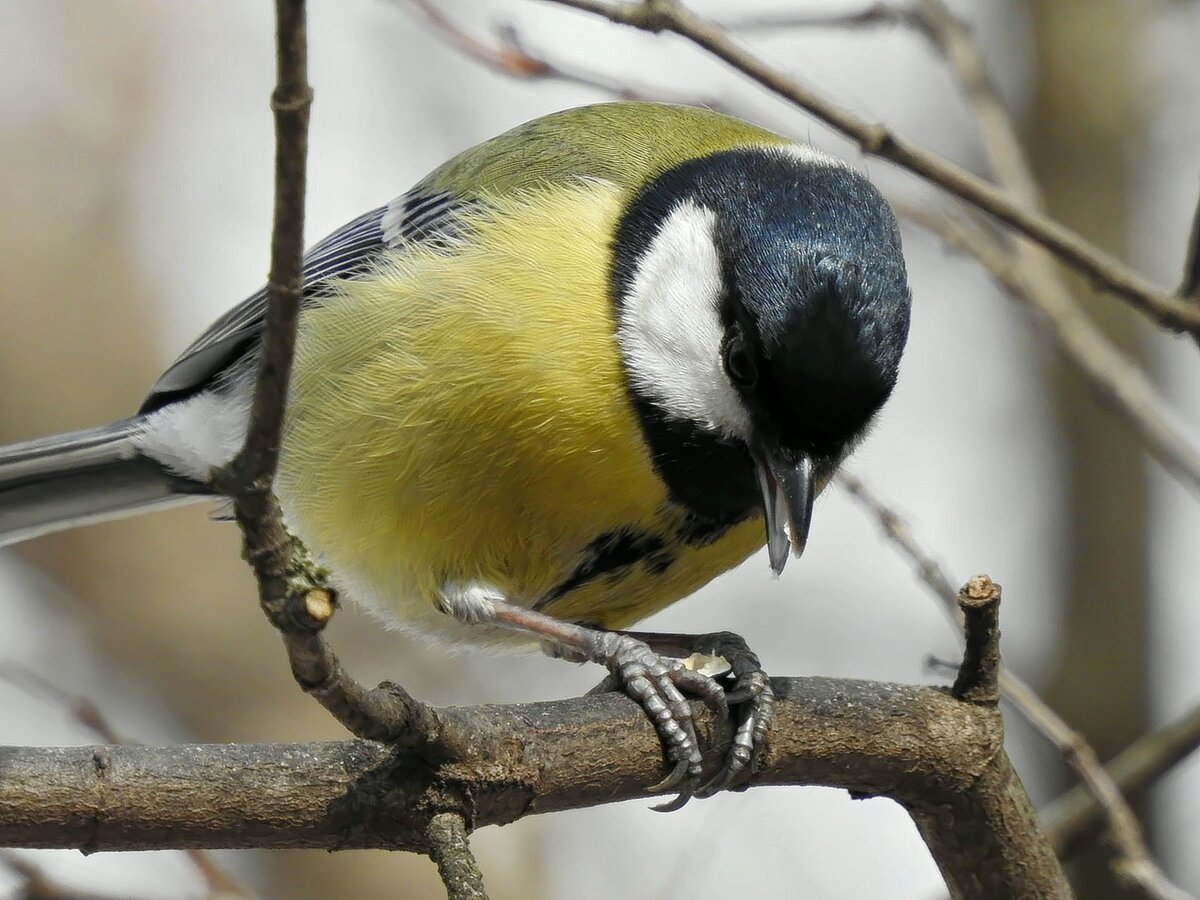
0, 0, 1197, 897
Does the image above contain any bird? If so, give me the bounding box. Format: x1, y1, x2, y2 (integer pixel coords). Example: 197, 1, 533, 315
0, 102, 911, 800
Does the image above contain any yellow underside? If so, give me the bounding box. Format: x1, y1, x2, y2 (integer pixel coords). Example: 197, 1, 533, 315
275, 181, 762, 643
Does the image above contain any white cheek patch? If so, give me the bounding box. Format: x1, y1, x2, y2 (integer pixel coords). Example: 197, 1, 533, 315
616, 200, 751, 440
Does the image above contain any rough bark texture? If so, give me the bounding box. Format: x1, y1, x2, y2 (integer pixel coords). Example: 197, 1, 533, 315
0, 676, 1070, 898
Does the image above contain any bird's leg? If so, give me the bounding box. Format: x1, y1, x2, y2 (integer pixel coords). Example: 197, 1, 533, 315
437, 585, 727, 796
611, 630, 774, 803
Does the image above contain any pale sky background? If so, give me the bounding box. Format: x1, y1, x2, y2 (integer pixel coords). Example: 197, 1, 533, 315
1, 1, 1197, 898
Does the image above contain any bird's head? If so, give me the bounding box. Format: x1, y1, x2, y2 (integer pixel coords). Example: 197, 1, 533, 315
612, 146, 911, 573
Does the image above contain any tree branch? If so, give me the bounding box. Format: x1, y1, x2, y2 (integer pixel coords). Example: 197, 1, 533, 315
427, 813, 489, 900
907, 0, 1200, 498
900, 205, 1200, 495
837, 471, 1192, 899
0, 671, 1069, 899
999, 679, 1195, 900
1181, 188, 1200, 350
402, 0, 769, 122
719, 3, 914, 33
210, 0, 318, 630
202, 0, 441, 750
531, 0, 1200, 335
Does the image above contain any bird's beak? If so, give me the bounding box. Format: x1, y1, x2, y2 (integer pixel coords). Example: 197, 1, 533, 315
750, 441, 816, 576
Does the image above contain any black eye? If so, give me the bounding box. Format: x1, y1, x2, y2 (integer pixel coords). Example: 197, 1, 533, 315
723, 334, 758, 387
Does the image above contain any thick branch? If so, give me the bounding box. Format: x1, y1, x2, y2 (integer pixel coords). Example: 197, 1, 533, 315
0, 676, 1067, 898
534, 0, 1200, 334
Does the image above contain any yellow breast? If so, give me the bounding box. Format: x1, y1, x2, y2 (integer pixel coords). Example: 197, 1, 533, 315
275, 181, 762, 642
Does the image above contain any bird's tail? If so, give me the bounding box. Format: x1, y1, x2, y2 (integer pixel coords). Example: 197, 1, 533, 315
0, 417, 211, 547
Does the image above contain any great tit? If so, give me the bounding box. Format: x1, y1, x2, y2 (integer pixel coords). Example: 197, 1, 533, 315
0, 102, 911, 798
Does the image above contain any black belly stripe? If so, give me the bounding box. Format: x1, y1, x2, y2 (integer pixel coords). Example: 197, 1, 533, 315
535, 526, 676, 611
533, 509, 747, 612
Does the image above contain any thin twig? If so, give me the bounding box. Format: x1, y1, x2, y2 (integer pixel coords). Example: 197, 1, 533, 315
999, 679, 1194, 900
232, 0, 311, 488
720, 3, 915, 33
901, 209, 1200, 499
1045, 701, 1200, 858
1181, 188, 1200, 350
276, 598, 449, 748
207, 0, 439, 746
210, 0, 316, 629
837, 471, 1193, 899
892, 0, 1200, 497
426, 813, 490, 900
1182, 190, 1200, 300
0, 664, 254, 899
402, 0, 757, 118
533, 0, 1200, 334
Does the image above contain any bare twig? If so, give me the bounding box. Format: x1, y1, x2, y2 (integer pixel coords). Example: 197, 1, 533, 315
427, 813, 489, 900
1181, 188, 1200, 349
1045, 701, 1200, 858
902, 212, 1200, 500
835, 471, 959, 622
1001, 680, 1194, 900
891, 0, 1200, 497
532, 0, 1200, 334
720, 3, 915, 33
403, 0, 755, 118
276, 598, 449, 749
210, 0, 317, 628
205, 0, 440, 747
1182, 191, 1200, 300
837, 471, 1192, 899
231, 0, 311, 489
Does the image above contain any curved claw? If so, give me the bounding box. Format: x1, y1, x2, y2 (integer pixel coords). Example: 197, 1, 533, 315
584, 629, 773, 806
651, 785, 695, 813
689, 634, 775, 798
648, 756, 692, 794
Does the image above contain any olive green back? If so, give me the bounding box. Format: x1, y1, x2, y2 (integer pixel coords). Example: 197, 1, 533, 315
421, 102, 790, 201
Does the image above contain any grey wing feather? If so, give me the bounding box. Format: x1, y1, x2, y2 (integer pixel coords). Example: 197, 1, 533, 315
140, 188, 472, 413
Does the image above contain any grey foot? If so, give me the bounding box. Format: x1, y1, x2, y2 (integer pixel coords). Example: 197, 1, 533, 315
584, 631, 729, 798
586, 629, 773, 810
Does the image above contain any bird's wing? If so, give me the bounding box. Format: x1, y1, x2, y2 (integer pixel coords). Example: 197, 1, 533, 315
141, 104, 784, 411
140, 191, 471, 412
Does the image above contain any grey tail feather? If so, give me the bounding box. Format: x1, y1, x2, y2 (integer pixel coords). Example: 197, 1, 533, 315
0, 416, 214, 548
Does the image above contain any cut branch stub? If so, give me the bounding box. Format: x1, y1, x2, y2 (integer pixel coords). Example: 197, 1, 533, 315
952, 575, 1003, 706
